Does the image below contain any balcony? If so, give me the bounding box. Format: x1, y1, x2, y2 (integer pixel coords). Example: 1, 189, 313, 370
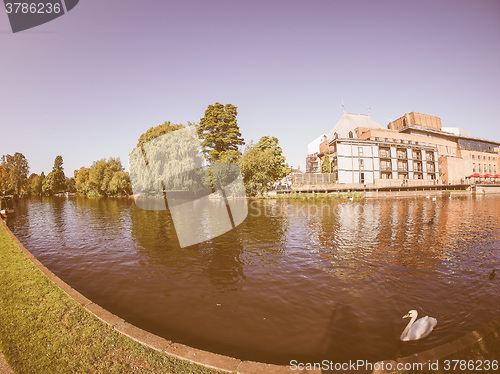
380, 165, 392, 171
379, 151, 391, 158
412, 152, 422, 160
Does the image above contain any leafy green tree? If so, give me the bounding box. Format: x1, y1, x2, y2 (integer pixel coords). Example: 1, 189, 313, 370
87, 159, 106, 196
75, 167, 90, 194
197, 103, 244, 163
322, 154, 331, 173
238, 136, 289, 196
42, 156, 66, 195
0, 153, 29, 194
76, 158, 131, 197
41, 173, 53, 195
88, 158, 123, 196
66, 177, 76, 193
0, 163, 7, 192
28, 173, 43, 196
52, 155, 66, 192
108, 171, 132, 196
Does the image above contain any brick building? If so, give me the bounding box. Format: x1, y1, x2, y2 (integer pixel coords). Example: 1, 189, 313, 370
307, 111, 500, 184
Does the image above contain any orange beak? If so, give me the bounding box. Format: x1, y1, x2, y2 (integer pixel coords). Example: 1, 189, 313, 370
403, 313, 409, 319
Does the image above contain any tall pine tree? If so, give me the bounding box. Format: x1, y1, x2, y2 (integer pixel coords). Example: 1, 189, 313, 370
197, 103, 245, 163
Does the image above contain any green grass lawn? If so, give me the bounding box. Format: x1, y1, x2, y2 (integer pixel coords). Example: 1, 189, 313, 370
0, 222, 226, 374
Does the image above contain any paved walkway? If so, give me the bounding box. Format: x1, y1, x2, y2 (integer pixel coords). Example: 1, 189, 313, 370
0, 351, 14, 374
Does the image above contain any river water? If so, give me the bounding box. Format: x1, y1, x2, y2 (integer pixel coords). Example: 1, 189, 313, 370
7, 195, 500, 364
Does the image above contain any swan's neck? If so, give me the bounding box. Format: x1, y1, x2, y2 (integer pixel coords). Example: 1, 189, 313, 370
402, 314, 418, 338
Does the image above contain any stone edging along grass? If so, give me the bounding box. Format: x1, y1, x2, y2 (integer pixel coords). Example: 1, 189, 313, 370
0, 220, 297, 374
1, 219, 499, 374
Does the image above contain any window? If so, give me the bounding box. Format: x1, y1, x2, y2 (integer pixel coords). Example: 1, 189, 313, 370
489, 164, 492, 173
359, 147, 364, 156
359, 159, 364, 170
334, 132, 338, 139
360, 173, 365, 184
473, 163, 476, 173
479, 164, 482, 172
484, 164, 487, 172
472, 155, 475, 160
349, 131, 353, 138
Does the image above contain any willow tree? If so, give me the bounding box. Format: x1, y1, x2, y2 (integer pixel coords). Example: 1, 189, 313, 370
197, 103, 245, 163
130, 121, 207, 196
136, 121, 185, 148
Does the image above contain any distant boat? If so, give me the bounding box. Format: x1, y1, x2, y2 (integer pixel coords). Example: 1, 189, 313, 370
0, 196, 15, 218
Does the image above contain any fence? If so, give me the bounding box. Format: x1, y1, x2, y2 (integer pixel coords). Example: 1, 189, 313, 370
291, 173, 335, 185
290, 174, 482, 190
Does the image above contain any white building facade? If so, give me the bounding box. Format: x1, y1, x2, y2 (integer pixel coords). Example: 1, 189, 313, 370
332, 139, 439, 184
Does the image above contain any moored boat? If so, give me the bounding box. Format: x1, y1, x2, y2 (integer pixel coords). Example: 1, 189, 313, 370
0, 196, 15, 218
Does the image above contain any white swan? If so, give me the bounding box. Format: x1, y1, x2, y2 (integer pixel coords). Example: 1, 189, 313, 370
400, 310, 437, 341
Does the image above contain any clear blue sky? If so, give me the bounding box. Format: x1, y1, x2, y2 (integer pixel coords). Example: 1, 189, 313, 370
1, 0, 499, 176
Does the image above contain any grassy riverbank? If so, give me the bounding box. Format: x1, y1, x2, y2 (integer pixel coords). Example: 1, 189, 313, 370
0, 222, 223, 374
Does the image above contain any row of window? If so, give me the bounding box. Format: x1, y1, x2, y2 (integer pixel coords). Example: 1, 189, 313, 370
332, 132, 354, 139
379, 147, 435, 160
471, 154, 496, 161
380, 172, 437, 180
472, 163, 497, 174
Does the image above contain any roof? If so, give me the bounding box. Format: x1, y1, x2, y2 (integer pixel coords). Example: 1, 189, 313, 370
400, 126, 500, 147
327, 113, 382, 142
307, 134, 327, 154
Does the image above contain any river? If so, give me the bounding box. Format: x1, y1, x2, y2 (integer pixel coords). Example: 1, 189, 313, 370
7, 194, 500, 364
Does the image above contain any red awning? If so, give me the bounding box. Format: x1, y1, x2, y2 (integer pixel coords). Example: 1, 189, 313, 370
483, 174, 492, 178
494, 174, 500, 178
469, 173, 481, 178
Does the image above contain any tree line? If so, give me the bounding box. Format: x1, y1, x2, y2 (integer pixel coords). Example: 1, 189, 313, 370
0, 153, 131, 197
1, 102, 289, 198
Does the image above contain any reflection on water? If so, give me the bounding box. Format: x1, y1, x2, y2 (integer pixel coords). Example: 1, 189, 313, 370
7, 195, 500, 364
